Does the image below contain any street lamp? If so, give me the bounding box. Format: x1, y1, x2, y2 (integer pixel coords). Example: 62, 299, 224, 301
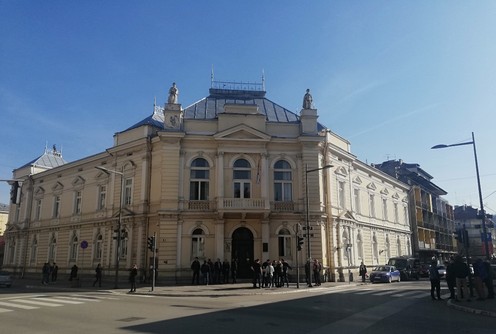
431, 132, 490, 260
305, 163, 333, 287
95, 165, 124, 288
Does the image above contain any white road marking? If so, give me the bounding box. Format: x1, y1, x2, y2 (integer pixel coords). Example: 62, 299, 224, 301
13, 299, 63, 307
0, 301, 39, 309
34, 297, 84, 304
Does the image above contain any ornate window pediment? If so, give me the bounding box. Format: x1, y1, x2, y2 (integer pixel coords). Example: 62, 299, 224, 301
392, 193, 400, 200
353, 176, 362, 184
334, 166, 348, 177
52, 182, 64, 194
366, 182, 377, 191
34, 187, 45, 198
72, 176, 86, 190
214, 124, 271, 142
380, 188, 389, 195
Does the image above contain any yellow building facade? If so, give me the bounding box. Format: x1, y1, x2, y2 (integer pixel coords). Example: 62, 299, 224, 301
3, 82, 412, 283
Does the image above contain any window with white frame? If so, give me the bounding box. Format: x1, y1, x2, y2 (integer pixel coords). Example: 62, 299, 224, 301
124, 178, 133, 206
70, 234, 78, 260
191, 228, 205, 259
74, 190, 82, 214
394, 203, 399, 223
274, 160, 292, 201
190, 158, 210, 200
53, 195, 61, 218
30, 236, 37, 263
278, 228, 292, 257
338, 181, 346, 209
95, 234, 103, 260
353, 188, 361, 214
98, 185, 106, 210
35, 199, 42, 220
369, 194, 375, 218
382, 197, 388, 221
233, 159, 251, 199
48, 234, 56, 262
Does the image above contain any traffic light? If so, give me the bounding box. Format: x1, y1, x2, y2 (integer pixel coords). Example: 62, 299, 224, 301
113, 228, 120, 240
147, 236, 155, 251
297, 236, 304, 251
121, 229, 128, 240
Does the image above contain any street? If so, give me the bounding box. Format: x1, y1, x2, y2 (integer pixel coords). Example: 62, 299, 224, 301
0, 280, 495, 333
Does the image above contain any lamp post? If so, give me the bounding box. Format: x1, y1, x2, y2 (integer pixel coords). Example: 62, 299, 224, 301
305, 163, 333, 287
95, 165, 124, 288
431, 132, 490, 260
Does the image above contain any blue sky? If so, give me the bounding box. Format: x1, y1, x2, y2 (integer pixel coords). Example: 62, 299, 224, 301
1, 1, 495, 215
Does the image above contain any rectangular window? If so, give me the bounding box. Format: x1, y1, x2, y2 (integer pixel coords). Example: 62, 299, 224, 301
338, 181, 346, 209
53, 196, 61, 218
98, 185, 106, 210
369, 194, 375, 218
394, 203, 399, 223
35, 199, 42, 220
124, 178, 133, 206
278, 236, 291, 257
353, 188, 360, 214
234, 182, 251, 198
74, 191, 82, 214
274, 183, 292, 201
382, 198, 388, 221
190, 181, 209, 200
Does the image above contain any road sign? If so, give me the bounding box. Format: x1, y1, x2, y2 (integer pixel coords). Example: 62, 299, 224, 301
80, 240, 88, 249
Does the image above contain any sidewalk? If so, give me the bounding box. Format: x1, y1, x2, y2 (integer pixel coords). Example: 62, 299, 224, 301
16, 277, 496, 318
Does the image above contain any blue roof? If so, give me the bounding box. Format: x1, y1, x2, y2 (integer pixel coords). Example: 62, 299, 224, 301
19, 148, 67, 170
125, 88, 326, 132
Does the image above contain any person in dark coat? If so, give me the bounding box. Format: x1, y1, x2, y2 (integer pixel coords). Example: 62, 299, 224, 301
359, 262, 367, 283
251, 259, 262, 288
231, 259, 238, 284
69, 264, 78, 281
428, 260, 441, 300
445, 257, 456, 299
51, 263, 58, 282
281, 259, 292, 287
483, 260, 495, 299
201, 260, 210, 285
453, 255, 471, 302
129, 264, 138, 293
191, 257, 201, 285
93, 263, 102, 287
222, 259, 230, 284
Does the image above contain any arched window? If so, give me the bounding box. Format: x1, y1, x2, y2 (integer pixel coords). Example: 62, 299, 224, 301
70, 234, 78, 260
278, 228, 292, 257
191, 228, 205, 259
48, 234, 57, 262
274, 160, 292, 201
30, 236, 38, 263
233, 159, 251, 199
95, 234, 103, 260
190, 158, 210, 200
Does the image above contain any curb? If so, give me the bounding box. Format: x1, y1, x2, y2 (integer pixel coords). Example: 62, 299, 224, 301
447, 299, 496, 318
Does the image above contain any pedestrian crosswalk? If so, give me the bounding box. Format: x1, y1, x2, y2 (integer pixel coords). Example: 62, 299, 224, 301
0, 293, 117, 313
318, 284, 448, 300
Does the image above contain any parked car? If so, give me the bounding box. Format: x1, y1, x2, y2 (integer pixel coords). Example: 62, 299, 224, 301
369, 265, 401, 283
437, 265, 446, 278
0, 271, 13, 287
419, 264, 430, 278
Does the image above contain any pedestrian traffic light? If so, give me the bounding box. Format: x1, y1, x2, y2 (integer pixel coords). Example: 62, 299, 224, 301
147, 236, 155, 251
297, 236, 304, 251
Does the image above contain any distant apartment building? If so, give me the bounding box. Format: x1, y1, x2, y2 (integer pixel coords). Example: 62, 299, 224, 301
373, 160, 457, 263
3, 81, 413, 282
454, 205, 495, 260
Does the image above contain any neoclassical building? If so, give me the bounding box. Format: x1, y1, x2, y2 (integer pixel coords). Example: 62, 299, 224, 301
3, 80, 413, 283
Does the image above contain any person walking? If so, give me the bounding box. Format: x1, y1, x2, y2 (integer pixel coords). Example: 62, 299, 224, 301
359, 262, 367, 283
93, 263, 102, 287
428, 260, 441, 300
191, 257, 200, 285
129, 264, 138, 293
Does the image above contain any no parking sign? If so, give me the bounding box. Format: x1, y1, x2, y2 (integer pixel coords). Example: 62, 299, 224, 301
80, 240, 88, 249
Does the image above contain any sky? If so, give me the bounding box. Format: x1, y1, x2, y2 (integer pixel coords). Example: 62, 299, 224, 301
1, 1, 495, 215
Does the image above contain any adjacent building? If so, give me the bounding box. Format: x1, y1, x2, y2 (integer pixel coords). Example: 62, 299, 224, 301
373, 160, 457, 263
454, 205, 495, 260
3, 81, 413, 283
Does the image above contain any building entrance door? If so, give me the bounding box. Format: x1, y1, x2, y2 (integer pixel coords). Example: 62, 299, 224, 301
231, 227, 254, 279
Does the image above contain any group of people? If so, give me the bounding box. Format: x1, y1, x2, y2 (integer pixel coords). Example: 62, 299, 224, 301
305, 259, 323, 286
255, 258, 292, 288
442, 255, 494, 302
191, 257, 237, 285
41, 262, 59, 284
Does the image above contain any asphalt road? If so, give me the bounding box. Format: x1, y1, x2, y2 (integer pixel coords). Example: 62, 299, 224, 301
1, 280, 495, 334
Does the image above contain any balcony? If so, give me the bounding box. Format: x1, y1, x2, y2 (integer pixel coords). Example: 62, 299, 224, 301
271, 201, 296, 212
217, 198, 270, 218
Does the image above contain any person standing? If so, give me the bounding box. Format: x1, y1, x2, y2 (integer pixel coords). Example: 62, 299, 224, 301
51, 263, 58, 282
42, 263, 50, 285
281, 259, 292, 287
428, 260, 441, 300
231, 259, 238, 284
305, 260, 311, 286
69, 264, 78, 281
313, 259, 322, 286
445, 257, 456, 299
129, 264, 138, 293
201, 260, 210, 285
453, 255, 471, 302
251, 259, 262, 288
191, 257, 200, 285
93, 263, 102, 287
359, 262, 367, 283
483, 260, 495, 299
222, 259, 230, 284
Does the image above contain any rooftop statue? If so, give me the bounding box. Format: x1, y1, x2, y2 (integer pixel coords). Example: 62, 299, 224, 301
168, 82, 179, 104
303, 88, 313, 109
